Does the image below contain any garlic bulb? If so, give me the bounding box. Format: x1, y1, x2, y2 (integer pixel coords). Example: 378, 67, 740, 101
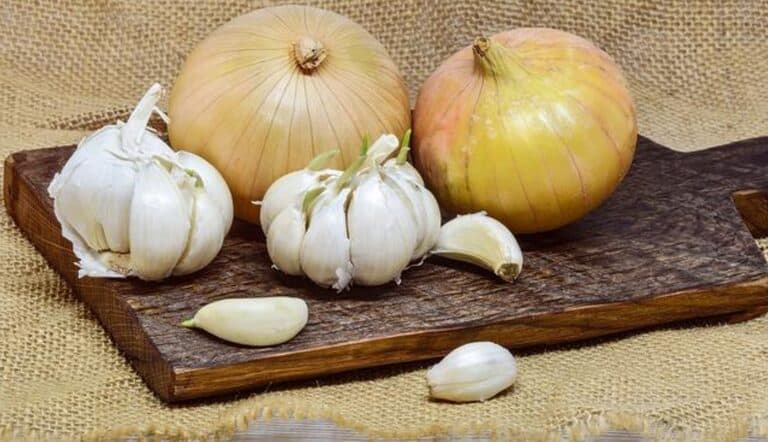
48, 84, 233, 281
432, 212, 523, 281
260, 132, 441, 291
426, 341, 517, 403
181, 297, 308, 347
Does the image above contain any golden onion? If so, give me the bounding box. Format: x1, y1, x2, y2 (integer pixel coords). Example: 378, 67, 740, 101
169, 5, 410, 223
413, 28, 637, 233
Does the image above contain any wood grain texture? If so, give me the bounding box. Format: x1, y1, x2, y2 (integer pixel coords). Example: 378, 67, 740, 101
4, 136, 768, 402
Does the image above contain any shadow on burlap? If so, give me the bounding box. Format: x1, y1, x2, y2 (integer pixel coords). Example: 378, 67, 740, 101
1, 1, 768, 440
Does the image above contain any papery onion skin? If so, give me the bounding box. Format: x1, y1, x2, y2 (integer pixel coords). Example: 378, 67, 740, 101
168, 5, 411, 223
412, 28, 637, 233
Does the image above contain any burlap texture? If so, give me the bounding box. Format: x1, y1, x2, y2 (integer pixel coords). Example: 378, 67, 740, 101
2, 1, 768, 440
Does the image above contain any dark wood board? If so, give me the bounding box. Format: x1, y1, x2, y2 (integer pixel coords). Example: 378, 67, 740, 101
4, 137, 768, 403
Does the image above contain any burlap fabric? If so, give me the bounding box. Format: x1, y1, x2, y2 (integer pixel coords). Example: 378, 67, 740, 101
2, 1, 768, 440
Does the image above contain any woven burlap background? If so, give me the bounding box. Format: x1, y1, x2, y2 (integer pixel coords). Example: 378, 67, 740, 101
2, 1, 768, 440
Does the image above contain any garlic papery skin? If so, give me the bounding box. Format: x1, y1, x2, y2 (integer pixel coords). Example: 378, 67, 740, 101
431, 212, 523, 281
47, 84, 233, 281
181, 297, 308, 347
426, 341, 517, 403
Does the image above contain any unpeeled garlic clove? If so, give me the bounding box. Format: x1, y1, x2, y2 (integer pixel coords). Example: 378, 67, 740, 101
181, 297, 308, 346
347, 170, 417, 286
173, 189, 228, 276
128, 160, 192, 281
300, 187, 353, 291
426, 341, 517, 403
266, 206, 307, 276
383, 170, 441, 260
258, 150, 340, 233
177, 151, 234, 232
431, 212, 523, 281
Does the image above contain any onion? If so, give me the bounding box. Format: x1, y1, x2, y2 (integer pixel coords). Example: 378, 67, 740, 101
413, 28, 637, 233
168, 5, 411, 223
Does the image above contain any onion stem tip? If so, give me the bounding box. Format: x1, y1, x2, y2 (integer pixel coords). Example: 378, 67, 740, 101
180, 319, 196, 328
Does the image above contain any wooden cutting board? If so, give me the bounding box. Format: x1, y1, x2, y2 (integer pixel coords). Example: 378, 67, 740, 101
4, 136, 768, 403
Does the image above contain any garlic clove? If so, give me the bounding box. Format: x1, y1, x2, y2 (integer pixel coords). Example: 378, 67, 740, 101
415, 188, 442, 258
266, 206, 307, 276
53, 155, 134, 252
176, 151, 234, 232
95, 162, 137, 252
259, 150, 341, 233
181, 297, 308, 347
299, 187, 353, 291
348, 171, 417, 286
382, 170, 441, 260
128, 160, 192, 281
431, 212, 523, 281
259, 170, 336, 234
173, 189, 228, 276
426, 341, 517, 402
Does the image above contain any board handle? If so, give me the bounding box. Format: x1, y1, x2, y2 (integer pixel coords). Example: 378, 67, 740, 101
732, 189, 768, 238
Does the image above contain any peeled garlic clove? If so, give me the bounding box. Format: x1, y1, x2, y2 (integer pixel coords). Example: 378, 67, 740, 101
266, 206, 307, 276
348, 171, 417, 286
181, 297, 308, 347
128, 160, 192, 281
173, 189, 228, 276
300, 188, 353, 291
432, 212, 523, 281
427, 341, 517, 403
177, 151, 234, 232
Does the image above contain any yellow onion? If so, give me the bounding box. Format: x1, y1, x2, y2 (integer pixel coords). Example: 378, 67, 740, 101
413, 28, 637, 233
168, 5, 411, 223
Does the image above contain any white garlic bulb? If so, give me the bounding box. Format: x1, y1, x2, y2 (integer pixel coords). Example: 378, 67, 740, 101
260, 132, 442, 291
426, 341, 517, 402
48, 84, 233, 281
